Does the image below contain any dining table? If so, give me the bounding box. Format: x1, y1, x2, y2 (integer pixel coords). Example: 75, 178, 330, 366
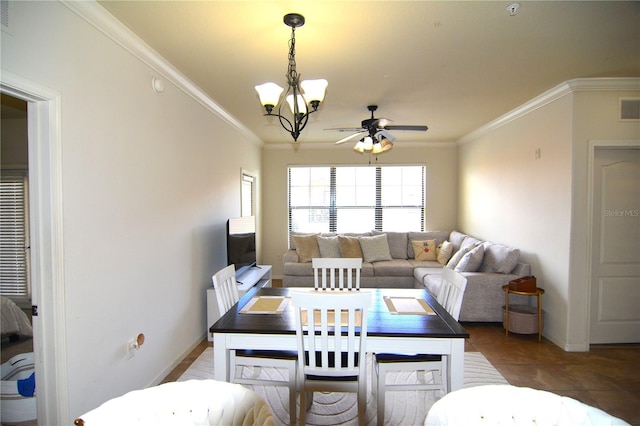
210, 286, 469, 391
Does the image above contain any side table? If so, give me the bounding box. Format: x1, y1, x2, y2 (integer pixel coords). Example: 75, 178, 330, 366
502, 285, 545, 341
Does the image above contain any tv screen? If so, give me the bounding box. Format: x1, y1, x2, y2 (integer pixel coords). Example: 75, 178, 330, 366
226, 216, 257, 277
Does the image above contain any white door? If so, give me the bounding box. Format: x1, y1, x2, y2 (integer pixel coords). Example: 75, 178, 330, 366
590, 147, 640, 343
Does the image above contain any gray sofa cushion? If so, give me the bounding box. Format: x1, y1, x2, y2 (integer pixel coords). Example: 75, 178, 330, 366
372, 259, 415, 277
449, 231, 468, 252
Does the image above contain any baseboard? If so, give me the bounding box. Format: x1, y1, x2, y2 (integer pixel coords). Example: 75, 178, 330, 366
149, 333, 207, 386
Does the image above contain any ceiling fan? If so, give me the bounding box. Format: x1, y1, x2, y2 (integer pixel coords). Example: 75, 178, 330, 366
327, 105, 428, 153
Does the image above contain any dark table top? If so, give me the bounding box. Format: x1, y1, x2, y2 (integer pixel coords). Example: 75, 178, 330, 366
210, 287, 469, 339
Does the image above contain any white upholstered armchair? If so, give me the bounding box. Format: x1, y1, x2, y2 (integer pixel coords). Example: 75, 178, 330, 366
425, 384, 629, 426
74, 379, 274, 426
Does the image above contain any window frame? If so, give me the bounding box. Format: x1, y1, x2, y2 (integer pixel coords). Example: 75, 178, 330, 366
287, 164, 425, 235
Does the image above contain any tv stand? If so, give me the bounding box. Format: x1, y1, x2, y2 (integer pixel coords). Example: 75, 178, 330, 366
206, 264, 271, 341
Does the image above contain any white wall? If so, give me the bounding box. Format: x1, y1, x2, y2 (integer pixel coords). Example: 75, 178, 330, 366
2, 1, 262, 420
458, 80, 639, 350
262, 144, 458, 278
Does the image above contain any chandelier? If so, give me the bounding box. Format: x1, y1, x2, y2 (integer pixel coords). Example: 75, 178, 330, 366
255, 13, 328, 142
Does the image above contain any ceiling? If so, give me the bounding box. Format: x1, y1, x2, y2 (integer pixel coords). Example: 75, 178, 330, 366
98, 1, 639, 146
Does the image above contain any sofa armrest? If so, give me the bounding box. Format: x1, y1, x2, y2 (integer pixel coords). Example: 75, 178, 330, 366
283, 249, 299, 263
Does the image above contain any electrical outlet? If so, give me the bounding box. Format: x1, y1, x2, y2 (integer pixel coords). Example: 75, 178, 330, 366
126, 338, 137, 359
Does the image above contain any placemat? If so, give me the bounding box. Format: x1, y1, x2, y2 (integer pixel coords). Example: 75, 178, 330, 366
384, 296, 435, 315
300, 310, 362, 326
240, 296, 289, 314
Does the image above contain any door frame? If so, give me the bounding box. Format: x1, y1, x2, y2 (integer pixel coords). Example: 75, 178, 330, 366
1, 71, 69, 424
585, 139, 640, 345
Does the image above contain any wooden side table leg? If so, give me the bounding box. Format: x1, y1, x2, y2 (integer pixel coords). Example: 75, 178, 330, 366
505, 291, 509, 336
537, 293, 542, 342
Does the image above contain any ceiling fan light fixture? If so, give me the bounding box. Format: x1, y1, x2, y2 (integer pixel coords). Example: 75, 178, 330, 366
353, 140, 366, 153
255, 13, 328, 142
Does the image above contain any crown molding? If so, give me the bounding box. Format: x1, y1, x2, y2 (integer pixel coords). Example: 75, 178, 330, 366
264, 140, 456, 151
61, 0, 262, 146
458, 78, 640, 145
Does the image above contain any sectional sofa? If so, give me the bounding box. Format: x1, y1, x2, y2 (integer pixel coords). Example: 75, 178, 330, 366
282, 230, 531, 321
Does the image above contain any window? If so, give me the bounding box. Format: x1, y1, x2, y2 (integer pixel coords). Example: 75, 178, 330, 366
288, 165, 425, 234
241, 170, 255, 217
0, 171, 30, 300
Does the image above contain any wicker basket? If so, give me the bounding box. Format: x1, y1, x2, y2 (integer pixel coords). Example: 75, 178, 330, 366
502, 304, 543, 334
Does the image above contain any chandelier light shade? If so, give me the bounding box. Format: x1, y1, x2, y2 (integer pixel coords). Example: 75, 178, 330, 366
255, 13, 328, 142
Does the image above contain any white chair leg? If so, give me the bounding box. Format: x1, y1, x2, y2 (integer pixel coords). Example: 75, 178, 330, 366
377, 364, 386, 426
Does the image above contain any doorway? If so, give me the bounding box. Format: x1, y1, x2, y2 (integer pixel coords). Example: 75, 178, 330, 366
589, 144, 640, 344
1, 72, 69, 424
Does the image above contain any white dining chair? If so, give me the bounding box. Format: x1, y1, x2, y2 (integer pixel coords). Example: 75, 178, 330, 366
373, 267, 468, 426
211, 265, 298, 425
312, 257, 362, 290
291, 289, 372, 426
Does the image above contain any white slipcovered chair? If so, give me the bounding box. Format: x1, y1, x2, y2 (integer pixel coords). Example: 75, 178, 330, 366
312, 257, 362, 290
374, 267, 467, 426
211, 264, 298, 425
425, 384, 630, 426
74, 379, 274, 426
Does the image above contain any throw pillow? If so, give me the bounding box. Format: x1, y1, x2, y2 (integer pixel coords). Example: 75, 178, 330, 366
436, 240, 453, 265
359, 234, 393, 262
338, 236, 364, 259
446, 242, 477, 269
316, 235, 341, 258
411, 239, 437, 261
372, 230, 408, 259
455, 244, 485, 272
292, 234, 320, 263
480, 242, 521, 274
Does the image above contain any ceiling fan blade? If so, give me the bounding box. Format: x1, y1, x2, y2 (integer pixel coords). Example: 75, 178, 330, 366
375, 130, 396, 142
384, 124, 429, 132
335, 131, 367, 145
325, 127, 365, 133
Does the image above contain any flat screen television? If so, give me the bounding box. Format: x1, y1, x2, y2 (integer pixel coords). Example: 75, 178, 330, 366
226, 216, 257, 277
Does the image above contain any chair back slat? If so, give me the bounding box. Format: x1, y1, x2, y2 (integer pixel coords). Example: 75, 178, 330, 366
437, 267, 468, 321
312, 258, 363, 290
211, 264, 240, 315
292, 290, 372, 379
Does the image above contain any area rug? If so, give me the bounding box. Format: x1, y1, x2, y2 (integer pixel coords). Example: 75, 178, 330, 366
179, 348, 508, 426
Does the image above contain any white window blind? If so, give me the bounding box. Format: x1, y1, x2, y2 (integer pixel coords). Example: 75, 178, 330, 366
0, 172, 30, 298
288, 165, 425, 235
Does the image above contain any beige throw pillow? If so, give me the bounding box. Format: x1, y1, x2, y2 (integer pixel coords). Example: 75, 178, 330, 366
292, 234, 320, 263
412, 239, 437, 261
436, 240, 453, 265
338, 236, 363, 258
